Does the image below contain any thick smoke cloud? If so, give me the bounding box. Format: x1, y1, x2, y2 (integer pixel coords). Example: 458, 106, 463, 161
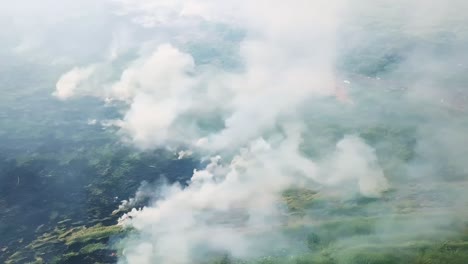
116, 133, 390, 263
54, 0, 345, 151
45, 0, 468, 263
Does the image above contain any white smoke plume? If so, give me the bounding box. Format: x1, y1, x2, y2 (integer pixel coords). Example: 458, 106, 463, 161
46, 0, 468, 263
54, 65, 97, 99
51, 1, 392, 263
53, 0, 345, 151
118, 132, 387, 263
